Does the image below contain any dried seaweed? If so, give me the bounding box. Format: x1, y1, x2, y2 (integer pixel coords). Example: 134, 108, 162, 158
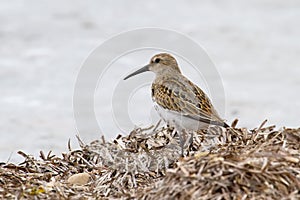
1, 120, 300, 199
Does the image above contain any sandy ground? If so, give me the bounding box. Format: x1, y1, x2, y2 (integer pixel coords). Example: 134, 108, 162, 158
0, 0, 299, 162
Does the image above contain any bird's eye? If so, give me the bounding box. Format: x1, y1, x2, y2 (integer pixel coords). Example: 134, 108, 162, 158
154, 58, 161, 63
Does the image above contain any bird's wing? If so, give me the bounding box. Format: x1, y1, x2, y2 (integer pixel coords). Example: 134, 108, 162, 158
151, 77, 227, 127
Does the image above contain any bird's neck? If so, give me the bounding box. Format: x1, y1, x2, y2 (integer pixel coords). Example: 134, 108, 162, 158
154, 67, 181, 79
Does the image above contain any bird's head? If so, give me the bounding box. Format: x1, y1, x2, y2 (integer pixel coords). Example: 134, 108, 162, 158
124, 53, 181, 80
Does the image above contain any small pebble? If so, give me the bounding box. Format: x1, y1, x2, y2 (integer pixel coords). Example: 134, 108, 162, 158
67, 173, 90, 185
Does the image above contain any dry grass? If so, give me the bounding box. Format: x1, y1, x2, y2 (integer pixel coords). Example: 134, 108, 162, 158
0, 120, 300, 199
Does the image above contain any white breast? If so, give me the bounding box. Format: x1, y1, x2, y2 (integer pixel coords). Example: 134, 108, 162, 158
154, 103, 209, 132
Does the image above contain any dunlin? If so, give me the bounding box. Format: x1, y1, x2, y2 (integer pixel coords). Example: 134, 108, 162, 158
124, 53, 229, 154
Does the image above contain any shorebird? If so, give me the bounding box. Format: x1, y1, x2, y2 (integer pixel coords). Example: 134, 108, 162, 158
124, 53, 229, 154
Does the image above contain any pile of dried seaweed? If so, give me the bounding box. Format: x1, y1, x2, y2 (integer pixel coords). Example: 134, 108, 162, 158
1, 120, 300, 199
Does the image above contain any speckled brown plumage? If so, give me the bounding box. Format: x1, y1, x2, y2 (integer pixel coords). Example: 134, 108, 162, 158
150, 53, 228, 128
124, 53, 228, 129
151, 74, 226, 127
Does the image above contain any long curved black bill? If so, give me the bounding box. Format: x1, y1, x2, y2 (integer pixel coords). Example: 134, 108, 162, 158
124, 64, 150, 80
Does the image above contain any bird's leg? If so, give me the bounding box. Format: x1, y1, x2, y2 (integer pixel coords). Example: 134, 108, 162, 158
188, 131, 194, 150
171, 121, 185, 156
185, 131, 194, 156
179, 129, 191, 157
152, 119, 162, 133
178, 130, 185, 157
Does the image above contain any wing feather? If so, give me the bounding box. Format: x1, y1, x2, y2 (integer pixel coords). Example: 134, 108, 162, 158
152, 76, 227, 127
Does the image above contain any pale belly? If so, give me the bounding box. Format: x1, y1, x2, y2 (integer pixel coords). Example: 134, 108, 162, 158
154, 103, 210, 132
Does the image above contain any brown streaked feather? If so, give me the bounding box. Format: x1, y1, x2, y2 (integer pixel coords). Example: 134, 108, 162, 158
152, 74, 227, 127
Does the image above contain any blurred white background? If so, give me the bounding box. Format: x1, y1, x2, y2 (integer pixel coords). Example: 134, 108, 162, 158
1, 0, 299, 162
